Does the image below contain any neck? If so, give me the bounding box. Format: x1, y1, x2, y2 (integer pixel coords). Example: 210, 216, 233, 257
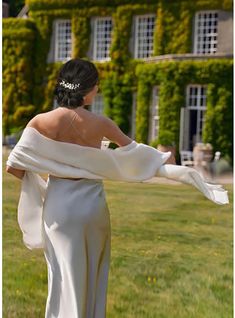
58, 105, 90, 111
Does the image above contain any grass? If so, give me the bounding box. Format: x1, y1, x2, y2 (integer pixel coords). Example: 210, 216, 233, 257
3, 160, 233, 318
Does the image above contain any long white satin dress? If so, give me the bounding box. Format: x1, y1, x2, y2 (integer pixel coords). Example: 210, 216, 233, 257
42, 175, 111, 318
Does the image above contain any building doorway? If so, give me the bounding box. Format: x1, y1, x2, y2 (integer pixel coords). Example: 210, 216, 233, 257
180, 85, 207, 151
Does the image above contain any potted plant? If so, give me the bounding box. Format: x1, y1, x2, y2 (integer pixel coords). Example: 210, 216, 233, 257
193, 142, 213, 166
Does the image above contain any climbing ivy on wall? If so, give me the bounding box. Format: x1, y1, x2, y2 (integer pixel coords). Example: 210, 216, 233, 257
9, 0, 232, 114
25, 0, 233, 11
154, 1, 193, 55
6, 3, 158, 135
203, 84, 233, 165
135, 59, 233, 164
3, 18, 36, 135
2, 0, 233, 164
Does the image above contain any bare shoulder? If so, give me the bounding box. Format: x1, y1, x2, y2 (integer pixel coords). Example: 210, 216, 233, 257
26, 114, 41, 128
97, 114, 113, 125
26, 110, 55, 129
96, 114, 119, 132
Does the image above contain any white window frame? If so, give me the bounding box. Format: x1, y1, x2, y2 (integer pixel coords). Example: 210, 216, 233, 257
93, 17, 113, 61
134, 14, 156, 59
186, 85, 207, 110
54, 19, 72, 62
186, 85, 207, 144
193, 11, 219, 54
91, 94, 104, 114
150, 86, 160, 141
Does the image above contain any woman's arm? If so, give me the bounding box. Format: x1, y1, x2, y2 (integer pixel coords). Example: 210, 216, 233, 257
6, 165, 25, 180
100, 116, 176, 163
100, 116, 135, 147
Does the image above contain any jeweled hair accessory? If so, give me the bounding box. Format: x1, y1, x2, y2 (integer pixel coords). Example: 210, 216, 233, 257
59, 80, 80, 90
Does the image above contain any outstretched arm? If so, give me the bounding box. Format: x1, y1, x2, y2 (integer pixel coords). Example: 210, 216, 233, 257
100, 116, 133, 147
155, 164, 229, 205
100, 115, 177, 165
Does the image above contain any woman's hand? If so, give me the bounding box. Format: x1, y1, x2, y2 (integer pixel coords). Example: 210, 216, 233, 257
164, 154, 176, 165
6, 165, 25, 180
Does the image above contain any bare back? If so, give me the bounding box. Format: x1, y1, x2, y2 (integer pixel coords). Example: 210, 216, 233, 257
7, 106, 172, 179
26, 106, 133, 149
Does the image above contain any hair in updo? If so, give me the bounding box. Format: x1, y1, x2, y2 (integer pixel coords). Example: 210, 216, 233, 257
54, 58, 99, 109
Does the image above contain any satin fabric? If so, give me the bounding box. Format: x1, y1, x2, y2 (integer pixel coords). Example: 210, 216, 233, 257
7, 127, 229, 251
42, 176, 111, 318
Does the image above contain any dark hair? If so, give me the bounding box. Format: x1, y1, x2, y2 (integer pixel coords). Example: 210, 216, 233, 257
54, 58, 99, 109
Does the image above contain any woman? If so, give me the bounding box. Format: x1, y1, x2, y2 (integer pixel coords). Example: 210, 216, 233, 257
6, 58, 139, 317
6, 58, 228, 318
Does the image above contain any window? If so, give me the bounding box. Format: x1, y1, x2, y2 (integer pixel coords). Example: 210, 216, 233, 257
194, 11, 218, 54
187, 85, 207, 109
93, 17, 113, 61
54, 20, 72, 61
91, 94, 104, 114
186, 85, 207, 148
150, 86, 160, 140
134, 14, 156, 58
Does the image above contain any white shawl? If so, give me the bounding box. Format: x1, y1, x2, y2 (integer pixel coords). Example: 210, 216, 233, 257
6, 127, 229, 250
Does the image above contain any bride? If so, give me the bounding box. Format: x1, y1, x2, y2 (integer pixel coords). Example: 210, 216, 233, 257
6, 58, 228, 318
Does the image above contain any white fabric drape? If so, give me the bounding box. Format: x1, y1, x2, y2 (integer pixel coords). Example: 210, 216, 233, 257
7, 127, 229, 250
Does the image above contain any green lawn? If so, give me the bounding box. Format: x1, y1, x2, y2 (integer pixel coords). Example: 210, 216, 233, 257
3, 163, 233, 318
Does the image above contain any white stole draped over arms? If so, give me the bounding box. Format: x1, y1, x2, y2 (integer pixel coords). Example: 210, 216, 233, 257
6, 127, 229, 250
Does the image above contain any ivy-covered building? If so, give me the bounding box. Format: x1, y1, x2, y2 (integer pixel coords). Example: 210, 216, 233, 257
3, 0, 233, 164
